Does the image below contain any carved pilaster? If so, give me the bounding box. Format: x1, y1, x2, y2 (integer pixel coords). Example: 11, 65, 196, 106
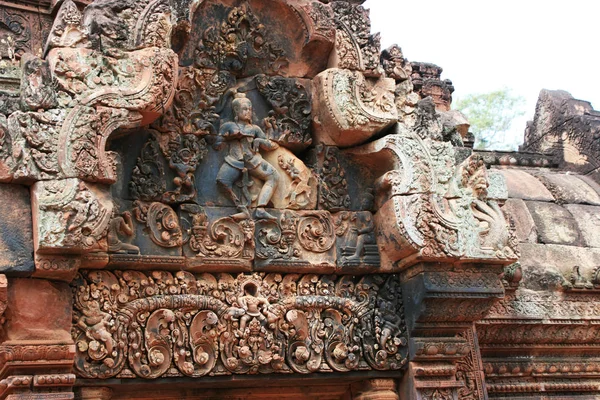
0, 277, 75, 398
395, 261, 498, 400
0, 344, 75, 399
401, 323, 488, 400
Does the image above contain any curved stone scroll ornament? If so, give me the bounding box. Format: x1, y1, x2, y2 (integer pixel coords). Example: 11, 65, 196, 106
47, 46, 178, 183
133, 201, 183, 248
254, 210, 336, 269
180, 203, 255, 261
189, 0, 335, 78
312, 68, 397, 148
345, 128, 517, 269
18, 0, 180, 263
71, 271, 408, 379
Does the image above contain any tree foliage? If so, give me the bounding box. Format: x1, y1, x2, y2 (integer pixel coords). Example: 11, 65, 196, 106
454, 88, 526, 150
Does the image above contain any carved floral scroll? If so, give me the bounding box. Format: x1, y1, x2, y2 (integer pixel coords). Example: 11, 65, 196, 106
72, 270, 408, 379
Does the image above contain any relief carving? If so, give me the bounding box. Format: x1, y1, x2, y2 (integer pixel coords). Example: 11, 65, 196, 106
315, 145, 350, 211
133, 201, 182, 248
312, 68, 397, 148
347, 129, 516, 268
254, 209, 336, 270
107, 208, 139, 254
329, 2, 380, 76
72, 271, 408, 379
334, 210, 379, 267
0, 0, 527, 397
180, 204, 255, 270
214, 92, 291, 220
255, 74, 312, 151
32, 178, 112, 253
195, 3, 288, 76
0, 8, 31, 58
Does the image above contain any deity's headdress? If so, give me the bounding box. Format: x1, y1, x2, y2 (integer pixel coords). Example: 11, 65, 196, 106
232, 92, 251, 121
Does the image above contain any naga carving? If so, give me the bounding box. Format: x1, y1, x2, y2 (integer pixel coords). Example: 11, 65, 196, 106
72, 271, 408, 379
347, 127, 517, 268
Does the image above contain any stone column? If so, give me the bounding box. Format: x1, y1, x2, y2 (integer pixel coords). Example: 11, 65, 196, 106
352, 379, 399, 400
0, 278, 76, 399
398, 263, 496, 400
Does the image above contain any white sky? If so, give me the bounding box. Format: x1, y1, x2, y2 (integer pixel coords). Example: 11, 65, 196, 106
364, 0, 600, 146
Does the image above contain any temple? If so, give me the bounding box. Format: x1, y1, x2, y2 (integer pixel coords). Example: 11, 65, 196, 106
0, 0, 599, 399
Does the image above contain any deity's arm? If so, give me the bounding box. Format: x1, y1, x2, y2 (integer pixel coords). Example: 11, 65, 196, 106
120, 212, 134, 236
358, 213, 374, 235
219, 121, 240, 138
259, 296, 270, 306
238, 296, 248, 310
214, 121, 235, 150
253, 126, 279, 152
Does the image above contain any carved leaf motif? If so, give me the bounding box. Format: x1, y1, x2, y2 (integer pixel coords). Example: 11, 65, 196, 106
133, 201, 182, 248
297, 213, 335, 253
319, 147, 350, 211
130, 308, 174, 378
255, 75, 312, 150
0, 9, 31, 57
130, 134, 166, 201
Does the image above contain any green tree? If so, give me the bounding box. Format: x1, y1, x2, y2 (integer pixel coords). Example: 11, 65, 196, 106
454, 88, 526, 150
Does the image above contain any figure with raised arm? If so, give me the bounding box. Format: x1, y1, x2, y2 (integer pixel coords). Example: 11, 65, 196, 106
214, 93, 281, 220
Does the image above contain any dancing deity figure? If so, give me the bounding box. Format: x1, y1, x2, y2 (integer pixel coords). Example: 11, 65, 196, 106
215, 93, 281, 220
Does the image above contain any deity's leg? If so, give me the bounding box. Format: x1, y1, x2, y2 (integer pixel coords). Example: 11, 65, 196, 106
216, 163, 249, 219
250, 161, 280, 220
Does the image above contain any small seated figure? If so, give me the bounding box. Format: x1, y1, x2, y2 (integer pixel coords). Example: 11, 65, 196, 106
342, 211, 376, 263
107, 209, 139, 254
214, 93, 281, 220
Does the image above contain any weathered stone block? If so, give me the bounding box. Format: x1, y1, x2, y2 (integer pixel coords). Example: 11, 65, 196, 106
31, 179, 113, 254
564, 204, 600, 248
0, 184, 34, 276
518, 243, 600, 291
521, 89, 600, 174
4, 278, 72, 342
502, 199, 537, 243
536, 173, 600, 205
525, 201, 583, 246
497, 169, 554, 202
